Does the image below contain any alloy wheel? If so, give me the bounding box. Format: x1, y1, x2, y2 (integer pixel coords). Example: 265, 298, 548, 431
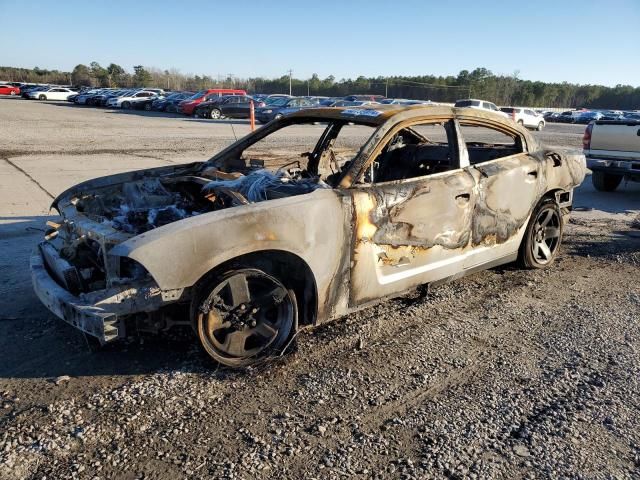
531, 208, 561, 264
198, 269, 295, 365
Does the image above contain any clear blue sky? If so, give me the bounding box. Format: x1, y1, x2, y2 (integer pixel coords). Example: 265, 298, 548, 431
1, 0, 638, 87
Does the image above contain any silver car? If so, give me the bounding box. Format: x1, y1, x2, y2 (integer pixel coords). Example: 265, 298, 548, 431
31, 105, 586, 367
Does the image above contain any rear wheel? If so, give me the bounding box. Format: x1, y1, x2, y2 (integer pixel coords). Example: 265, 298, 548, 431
10, 91, 16, 96
592, 171, 622, 192
195, 268, 297, 367
518, 198, 563, 269
209, 108, 222, 119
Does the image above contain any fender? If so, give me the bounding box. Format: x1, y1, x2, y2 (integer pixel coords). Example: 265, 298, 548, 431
109, 188, 352, 322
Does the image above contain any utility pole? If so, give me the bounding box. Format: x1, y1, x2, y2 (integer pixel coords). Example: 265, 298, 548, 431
287, 69, 292, 95
307, 79, 310, 96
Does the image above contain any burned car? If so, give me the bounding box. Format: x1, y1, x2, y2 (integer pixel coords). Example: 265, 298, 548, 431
31, 105, 586, 367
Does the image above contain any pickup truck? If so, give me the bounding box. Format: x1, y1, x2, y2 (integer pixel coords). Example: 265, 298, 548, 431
583, 120, 640, 191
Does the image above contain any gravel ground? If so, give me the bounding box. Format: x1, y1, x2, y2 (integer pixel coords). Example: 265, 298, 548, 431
0, 97, 639, 479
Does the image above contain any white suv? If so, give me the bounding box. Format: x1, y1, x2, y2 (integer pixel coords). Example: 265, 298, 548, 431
106, 90, 158, 109
500, 107, 546, 130
454, 99, 509, 118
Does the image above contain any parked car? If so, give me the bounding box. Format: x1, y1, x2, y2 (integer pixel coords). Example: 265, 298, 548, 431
87, 89, 125, 106
254, 97, 317, 123
28, 86, 76, 101
194, 95, 264, 119
106, 90, 158, 109
151, 91, 193, 112
344, 94, 384, 102
454, 99, 509, 118
543, 112, 561, 122
583, 118, 640, 191
74, 89, 106, 105
21, 85, 49, 99
179, 89, 247, 116
500, 107, 546, 130
555, 111, 581, 123
575, 111, 604, 124
0, 84, 20, 96
32, 104, 586, 367
328, 100, 378, 107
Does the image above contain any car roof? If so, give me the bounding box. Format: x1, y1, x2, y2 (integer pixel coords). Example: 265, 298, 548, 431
287, 103, 508, 125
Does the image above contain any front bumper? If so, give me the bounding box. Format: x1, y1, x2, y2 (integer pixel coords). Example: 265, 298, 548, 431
31, 247, 175, 344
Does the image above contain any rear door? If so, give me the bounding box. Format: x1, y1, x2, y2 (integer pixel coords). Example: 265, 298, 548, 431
233, 96, 253, 118
224, 96, 243, 116
458, 119, 541, 265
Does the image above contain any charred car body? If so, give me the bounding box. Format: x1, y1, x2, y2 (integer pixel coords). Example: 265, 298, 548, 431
31, 105, 586, 367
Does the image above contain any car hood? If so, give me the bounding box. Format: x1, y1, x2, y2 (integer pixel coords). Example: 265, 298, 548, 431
52, 162, 329, 240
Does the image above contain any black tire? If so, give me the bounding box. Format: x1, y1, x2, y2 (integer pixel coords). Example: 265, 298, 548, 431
592, 171, 622, 192
274, 113, 284, 121
144, 103, 152, 111
518, 198, 563, 269
122, 101, 131, 110
10, 91, 16, 96
193, 266, 297, 367
517, 119, 524, 126
537, 122, 544, 131
38, 94, 46, 101
209, 108, 222, 119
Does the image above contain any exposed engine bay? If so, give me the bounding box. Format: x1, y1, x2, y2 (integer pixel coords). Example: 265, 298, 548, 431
73, 167, 329, 236
43, 166, 328, 294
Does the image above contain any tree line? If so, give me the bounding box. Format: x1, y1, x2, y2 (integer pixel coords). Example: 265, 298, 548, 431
1, 63, 638, 109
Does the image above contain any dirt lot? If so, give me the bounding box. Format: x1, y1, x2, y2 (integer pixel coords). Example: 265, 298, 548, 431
1, 97, 639, 480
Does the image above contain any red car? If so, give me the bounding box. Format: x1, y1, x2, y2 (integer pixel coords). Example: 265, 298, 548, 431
0, 84, 20, 96
179, 88, 246, 115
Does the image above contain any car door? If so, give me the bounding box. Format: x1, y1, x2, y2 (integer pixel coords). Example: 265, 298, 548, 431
223, 96, 241, 117
49, 88, 63, 100
234, 96, 252, 118
0, 86, 9, 94
348, 118, 478, 306
458, 118, 541, 266
524, 109, 537, 127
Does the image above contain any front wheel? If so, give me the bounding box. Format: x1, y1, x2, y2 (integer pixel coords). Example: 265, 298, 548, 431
38, 94, 46, 101
144, 103, 152, 111
10, 91, 16, 96
121, 101, 131, 110
209, 108, 222, 119
195, 268, 297, 367
518, 198, 563, 269
537, 121, 544, 131
592, 171, 622, 192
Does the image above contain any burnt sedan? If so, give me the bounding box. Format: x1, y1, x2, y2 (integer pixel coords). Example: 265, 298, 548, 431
31, 105, 586, 367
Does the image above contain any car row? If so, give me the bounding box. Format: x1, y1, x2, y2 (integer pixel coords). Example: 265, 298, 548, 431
10, 83, 634, 131
543, 109, 640, 124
